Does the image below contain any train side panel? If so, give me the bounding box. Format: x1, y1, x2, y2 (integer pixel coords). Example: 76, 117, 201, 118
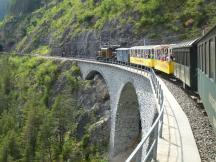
130, 57, 154, 67
116, 49, 130, 62
198, 70, 216, 131
197, 25, 216, 132
154, 60, 174, 74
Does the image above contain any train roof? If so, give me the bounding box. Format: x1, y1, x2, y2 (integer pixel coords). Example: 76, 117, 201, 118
154, 44, 175, 49
130, 45, 160, 50
198, 24, 216, 42
172, 38, 199, 49
116, 48, 129, 50
100, 45, 121, 50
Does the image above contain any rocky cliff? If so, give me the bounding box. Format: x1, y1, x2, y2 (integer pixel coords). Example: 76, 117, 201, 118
0, 0, 216, 57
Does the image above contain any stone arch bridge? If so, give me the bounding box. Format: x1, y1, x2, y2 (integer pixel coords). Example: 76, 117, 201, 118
46, 57, 158, 161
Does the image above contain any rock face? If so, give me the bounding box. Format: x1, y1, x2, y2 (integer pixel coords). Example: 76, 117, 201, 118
78, 74, 110, 110
75, 74, 111, 144
46, 60, 111, 154
52, 21, 142, 58
51, 19, 179, 58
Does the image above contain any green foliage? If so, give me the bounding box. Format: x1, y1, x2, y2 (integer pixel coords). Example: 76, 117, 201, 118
0, 55, 107, 162
31, 45, 50, 55
71, 64, 81, 76
0, 130, 21, 162
1, 0, 216, 53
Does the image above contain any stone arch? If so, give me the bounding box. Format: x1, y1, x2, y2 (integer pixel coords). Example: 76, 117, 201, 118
112, 82, 141, 161
85, 70, 103, 80
85, 70, 110, 101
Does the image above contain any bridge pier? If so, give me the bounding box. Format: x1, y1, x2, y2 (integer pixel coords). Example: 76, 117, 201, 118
111, 82, 141, 162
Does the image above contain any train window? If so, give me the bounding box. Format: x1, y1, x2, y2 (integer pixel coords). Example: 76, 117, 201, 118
198, 46, 200, 68
204, 43, 206, 73
199, 46, 202, 69
202, 44, 204, 71
140, 50, 143, 58
150, 49, 153, 59
179, 51, 181, 63
174, 51, 177, 62
188, 49, 191, 66
181, 51, 184, 65
175, 51, 178, 63
201, 45, 202, 70
206, 42, 209, 75
200, 45, 202, 70
182, 52, 184, 65
181, 52, 183, 64
176, 51, 179, 63
131, 50, 134, 57
179, 51, 182, 64
164, 48, 168, 55
177, 51, 180, 63
184, 51, 187, 66
182, 52, 185, 65
209, 39, 215, 79
156, 50, 159, 59
181, 50, 184, 64
140, 49, 143, 58
187, 50, 190, 66
186, 51, 188, 66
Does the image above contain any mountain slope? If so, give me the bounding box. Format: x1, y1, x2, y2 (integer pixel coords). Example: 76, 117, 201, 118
0, 0, 216, 56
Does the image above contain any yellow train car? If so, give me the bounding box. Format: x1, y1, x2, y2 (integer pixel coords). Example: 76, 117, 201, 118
129, 46, 159, 68
154, 60, 174, 74
154, 45, 175, 74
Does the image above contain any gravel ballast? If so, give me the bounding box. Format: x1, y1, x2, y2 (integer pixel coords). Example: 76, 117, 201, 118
160, 76, 216, 162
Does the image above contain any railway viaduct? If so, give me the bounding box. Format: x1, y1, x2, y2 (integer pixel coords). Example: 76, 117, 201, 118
49, 57, 158, 162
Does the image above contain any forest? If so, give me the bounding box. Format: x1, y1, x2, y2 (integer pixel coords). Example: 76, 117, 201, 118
0, 55, 109, 162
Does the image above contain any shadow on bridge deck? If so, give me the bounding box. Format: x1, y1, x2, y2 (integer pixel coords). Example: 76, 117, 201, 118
157, 78, 201, 162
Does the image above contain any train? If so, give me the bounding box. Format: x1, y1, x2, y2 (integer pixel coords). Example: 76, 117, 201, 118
97, 25, 216, 132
